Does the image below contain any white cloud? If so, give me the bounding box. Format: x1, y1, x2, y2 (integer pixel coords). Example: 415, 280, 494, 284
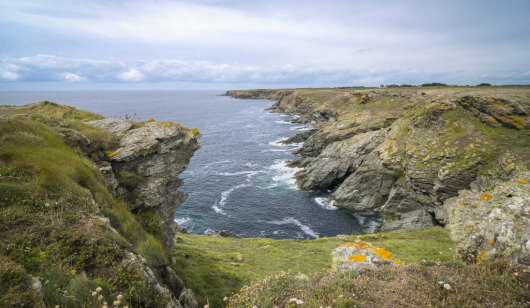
63, 72, 82, 82
1, 70, 19, 81
1, 54, 529, 87
118, 68, 143, 82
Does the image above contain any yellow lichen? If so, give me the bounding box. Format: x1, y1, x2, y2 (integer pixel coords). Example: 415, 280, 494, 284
357, 241, 369, 249
457, 242, 462, 246
488, 240, 495, 245
147, 118, 156, 122
348, 255, 366, 262
519, 179, 527, 184
192, 127, 199, 134
162, 121, 180, 128
373, 247, 393, 260
480, 193, 494, 201
394, 261, 403, 265
476, 250, 486, 262
106, 151, 119, 157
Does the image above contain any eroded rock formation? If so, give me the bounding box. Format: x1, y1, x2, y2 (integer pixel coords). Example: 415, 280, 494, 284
89, 118, 200, 249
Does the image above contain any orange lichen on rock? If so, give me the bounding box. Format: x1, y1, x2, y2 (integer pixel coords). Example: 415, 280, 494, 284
147, 118, 156, 122
519, 179, 527, 184
348, 255, 366, 262
394, 261, 403, 265
480, 193, 494, 201
192, 127, 199, 134
373, 247, 393, 260
106, 151, 119, 157
357, 241, 370, 249
162, 121, 181, 128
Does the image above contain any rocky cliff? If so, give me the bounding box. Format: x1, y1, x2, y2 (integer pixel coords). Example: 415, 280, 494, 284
89, 118, 200, 249
0, 102, 199, 308
226, 87, 530, 267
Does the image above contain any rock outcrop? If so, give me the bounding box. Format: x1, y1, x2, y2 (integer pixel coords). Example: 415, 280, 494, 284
226, 87, 530, 235
89, 118, 200, 249
444, 156, 529, 269
331, 241, 401, 272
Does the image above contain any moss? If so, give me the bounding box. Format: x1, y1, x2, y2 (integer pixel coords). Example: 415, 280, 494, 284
115, 170, 143, 190
136, 210, 162, 237
0, 256, 44, 307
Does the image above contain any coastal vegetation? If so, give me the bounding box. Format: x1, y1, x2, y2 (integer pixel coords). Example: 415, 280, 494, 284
1, 86, 529, 307
0, 102, 194, 307
171, 227, 460, 306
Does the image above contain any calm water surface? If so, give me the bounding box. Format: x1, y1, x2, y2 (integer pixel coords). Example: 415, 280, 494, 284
0, 91, 380, 239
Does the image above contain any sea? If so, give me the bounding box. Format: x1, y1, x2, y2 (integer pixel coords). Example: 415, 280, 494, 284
0, 90, 381, 239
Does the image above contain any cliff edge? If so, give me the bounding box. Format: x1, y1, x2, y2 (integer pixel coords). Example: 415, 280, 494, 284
89, 118, 200, 249
0, 102, 199, 307
226, 86, 530, 268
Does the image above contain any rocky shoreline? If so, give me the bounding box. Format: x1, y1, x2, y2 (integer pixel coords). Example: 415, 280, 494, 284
226, 87, 530, 268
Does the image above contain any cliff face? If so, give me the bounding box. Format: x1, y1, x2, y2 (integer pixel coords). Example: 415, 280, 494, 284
89, 118, 200, 249
227, 87, 530, 267
0, 102, 199, 308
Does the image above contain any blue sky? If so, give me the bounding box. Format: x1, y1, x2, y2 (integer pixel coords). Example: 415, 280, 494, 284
1, 0, 530, 90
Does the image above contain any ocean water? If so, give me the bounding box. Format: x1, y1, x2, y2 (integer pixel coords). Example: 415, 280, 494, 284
0, 91, 380, 239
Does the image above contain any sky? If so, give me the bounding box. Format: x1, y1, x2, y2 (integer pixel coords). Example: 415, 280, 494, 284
1, 0, 530, 90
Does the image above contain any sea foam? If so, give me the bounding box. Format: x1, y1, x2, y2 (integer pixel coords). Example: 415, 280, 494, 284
268, 217, 319, 238
314, 197, 338, 210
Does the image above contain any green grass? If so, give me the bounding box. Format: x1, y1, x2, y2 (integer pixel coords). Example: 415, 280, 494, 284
172, 227, 460, 306
0, 106, 172, 307
228, 259, 528, 308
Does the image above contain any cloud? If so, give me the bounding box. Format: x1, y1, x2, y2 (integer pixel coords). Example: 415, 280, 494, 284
1, 54, 530, 87
118, 68, 143, 82
1, 1, 529, 89
63, 72, 82, 82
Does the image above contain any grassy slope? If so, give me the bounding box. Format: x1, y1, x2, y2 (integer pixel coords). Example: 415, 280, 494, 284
172, 227, 461, 306
0, 102, 171, 307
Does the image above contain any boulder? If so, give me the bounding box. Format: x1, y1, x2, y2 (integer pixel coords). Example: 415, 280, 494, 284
205, 230, 238, 238
331, 241, 402, 272
445, 170, 529, 270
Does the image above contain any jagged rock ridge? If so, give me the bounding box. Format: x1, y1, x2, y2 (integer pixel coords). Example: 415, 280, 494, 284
226, 88, 529, 238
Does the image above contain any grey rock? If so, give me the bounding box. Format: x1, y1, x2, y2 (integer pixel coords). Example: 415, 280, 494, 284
121, 252, 184, 308
331, 150, 395, 212
88, 118, 133, 136
280, 129, 316, 145
381, 179, 425, 214
179, 288, 198, 308
205, 230, 238, 238
90, 120, 200, 249
99, 164, 119, 195
380, 209, 435, 232
295, 130, 381, 191
445, 169, 530, 270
